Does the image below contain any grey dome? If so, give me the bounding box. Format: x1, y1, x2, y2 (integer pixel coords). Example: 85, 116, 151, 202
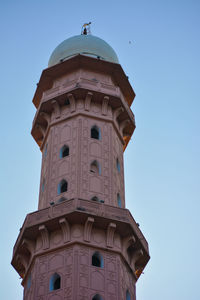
48, 34, 119, 67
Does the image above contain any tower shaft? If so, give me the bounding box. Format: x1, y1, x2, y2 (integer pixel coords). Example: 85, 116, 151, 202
12, 39, 149, 300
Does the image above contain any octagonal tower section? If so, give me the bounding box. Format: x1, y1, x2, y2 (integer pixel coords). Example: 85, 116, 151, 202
32, 54, 136, 210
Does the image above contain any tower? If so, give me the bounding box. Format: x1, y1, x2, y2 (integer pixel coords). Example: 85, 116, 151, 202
12, 29, 150, 300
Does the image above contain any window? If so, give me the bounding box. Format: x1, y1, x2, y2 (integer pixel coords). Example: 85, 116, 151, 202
27, 274, 31, 289
116, 158, 120, 172
126, 290, 131, 300
92, 295, 103, 300
90, 160, 101, 175
92, 251, 104, 268
91, 196, 99, 202
117, 193, 122, 208
65, 98, 70, 105
49, 273, 61, 291
91, 126, 101, 140
60, 145, 69, 158
57, 179, 68, 194
44, 143, 48, 157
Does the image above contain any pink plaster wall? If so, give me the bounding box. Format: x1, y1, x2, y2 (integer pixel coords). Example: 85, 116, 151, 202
37, 69, 127, 210
24, 244, 136, 300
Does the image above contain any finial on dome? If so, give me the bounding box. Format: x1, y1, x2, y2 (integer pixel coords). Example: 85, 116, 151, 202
81, 22, 91, 35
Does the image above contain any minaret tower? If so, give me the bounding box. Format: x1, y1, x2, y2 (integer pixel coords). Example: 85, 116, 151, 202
12, 27, 150, 300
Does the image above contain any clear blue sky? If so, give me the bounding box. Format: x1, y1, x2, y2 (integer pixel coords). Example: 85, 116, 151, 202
0, 1, 199, 299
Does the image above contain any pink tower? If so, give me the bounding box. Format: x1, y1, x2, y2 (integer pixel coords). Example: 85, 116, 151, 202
12, 27, 150, 300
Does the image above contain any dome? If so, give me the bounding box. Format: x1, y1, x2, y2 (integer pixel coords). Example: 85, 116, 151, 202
48, 34, 119, 67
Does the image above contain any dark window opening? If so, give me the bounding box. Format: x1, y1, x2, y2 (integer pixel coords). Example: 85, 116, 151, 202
65, 98, 70, 105
91, 126, 100, 140
90, 160, 100, 175
54, 277, 60, 290
27, 274, 31, 289
126, 290, 131, 300
117, 193, 122, 207
91, 196, 99, 202
49, 273, 61, 291
58, 180, 68, 194
92, 252, 103, 268
41, 179, 45, 192
116, 158, 120, 172
44, 143, 48, 157
60, 145, 69, 158
92, 295, 103, 300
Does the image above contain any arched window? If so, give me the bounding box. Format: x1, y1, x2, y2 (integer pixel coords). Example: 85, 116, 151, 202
57, 179, 68, 194
58, 197, 67, 203
27, 274, 31, 289
49, 273, 61, 291
117, 193, 122, 208
92, 295, 103, 300
91, 126, 101, 140
90, 160, 101, 175
126, 290, 131, 300
60, 145, 69, 158
92, 251, 104, 268
91, 196, 100, 202
116, 158, 120, 172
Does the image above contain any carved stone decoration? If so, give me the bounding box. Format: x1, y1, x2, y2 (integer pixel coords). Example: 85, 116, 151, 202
16, 253, 28, 271
113, 106, 124, 122
38, 225, 49, 250
51, 99, 61, 119
102, 96, 109, 115
84, 217, 94, 242
59, 218, 71, 243
21, 238, 35, 257
40, 112, 51, 125
67, 93, 76, 113
84, 92, 93, 111
123, 235, 136, 253
36, 124, 46, 138
131, 249, 143, 272
119, 119, 130, 136
106, 222, 116, 248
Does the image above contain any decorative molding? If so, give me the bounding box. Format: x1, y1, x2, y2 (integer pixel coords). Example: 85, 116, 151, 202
59, 217, 71, 243
127, 235, 136, 247
84, 217, 94, 242
84, 92, 93, 111
102, 96, 109, 115
67, 93, 76, 113
38, 225, 49, 249
51, 99, 61, 119
106, 222, 116, 248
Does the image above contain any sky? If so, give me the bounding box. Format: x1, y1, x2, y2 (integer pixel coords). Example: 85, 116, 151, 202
0, 0, 199, 299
